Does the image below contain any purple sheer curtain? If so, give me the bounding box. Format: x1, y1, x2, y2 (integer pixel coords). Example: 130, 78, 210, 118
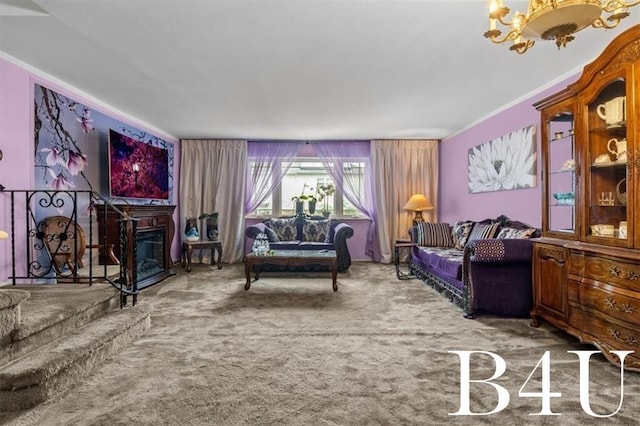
313, 141, 381, 262
245, 141, 303, 214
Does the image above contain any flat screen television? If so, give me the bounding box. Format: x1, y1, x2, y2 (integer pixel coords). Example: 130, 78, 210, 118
108, 129, 170, 200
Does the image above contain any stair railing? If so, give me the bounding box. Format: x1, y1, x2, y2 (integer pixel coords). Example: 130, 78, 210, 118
1, 189, 141, 307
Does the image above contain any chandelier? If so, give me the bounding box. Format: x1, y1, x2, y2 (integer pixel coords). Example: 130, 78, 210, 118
484, 0, 640, 54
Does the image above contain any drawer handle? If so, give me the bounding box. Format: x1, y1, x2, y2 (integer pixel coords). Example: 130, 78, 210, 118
609, 328, 639, 346
603, 297, 636, 314
608, 265, 640, 281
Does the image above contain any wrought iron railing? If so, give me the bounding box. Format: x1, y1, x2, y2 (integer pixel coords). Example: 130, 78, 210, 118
1, 190, 140, 307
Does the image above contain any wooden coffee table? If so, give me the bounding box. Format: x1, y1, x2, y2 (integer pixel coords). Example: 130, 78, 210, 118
244, 249, 338, 291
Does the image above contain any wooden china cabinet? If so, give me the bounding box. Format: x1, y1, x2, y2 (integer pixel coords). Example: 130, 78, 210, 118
532, 25, 640, 371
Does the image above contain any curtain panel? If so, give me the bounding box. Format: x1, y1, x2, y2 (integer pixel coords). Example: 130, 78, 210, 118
371, 140, 439, 263
180, 139, 247, 263
245, 141, 303, 214
313, 141, 381, 261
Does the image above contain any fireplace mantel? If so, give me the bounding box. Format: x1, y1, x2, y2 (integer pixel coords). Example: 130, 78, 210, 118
96, 204, 176, 290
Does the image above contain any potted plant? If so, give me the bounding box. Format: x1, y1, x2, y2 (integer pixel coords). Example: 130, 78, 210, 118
308, 195, 318, 215
317, 183, 335, 217
198, 212, 219, 241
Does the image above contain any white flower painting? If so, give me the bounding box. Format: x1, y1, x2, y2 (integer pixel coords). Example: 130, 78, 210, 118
468, 125, 537, 193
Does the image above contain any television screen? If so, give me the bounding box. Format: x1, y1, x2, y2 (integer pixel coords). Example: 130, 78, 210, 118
108, 129, 170, 200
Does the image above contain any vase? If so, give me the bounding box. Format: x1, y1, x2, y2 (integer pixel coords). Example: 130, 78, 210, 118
205, 217, 219, 241
295, 201, 304, 215
185, 217, 199, 241
308, 200, 316, 215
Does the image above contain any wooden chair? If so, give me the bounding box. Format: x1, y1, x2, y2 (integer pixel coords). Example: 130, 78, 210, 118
41, 215, 119, 275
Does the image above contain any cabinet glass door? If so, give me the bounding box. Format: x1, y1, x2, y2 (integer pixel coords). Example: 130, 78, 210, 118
585, 77, 628, 245
546, 108, 576, 235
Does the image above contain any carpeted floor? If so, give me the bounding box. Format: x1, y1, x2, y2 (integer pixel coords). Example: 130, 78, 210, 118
3, 262, 639, 425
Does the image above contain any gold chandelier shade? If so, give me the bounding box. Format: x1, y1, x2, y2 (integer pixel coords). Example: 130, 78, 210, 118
485, 0, 640, 54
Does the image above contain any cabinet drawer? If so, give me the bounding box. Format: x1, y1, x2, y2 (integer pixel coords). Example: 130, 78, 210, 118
580, 283, 640, 327
137, 216, 170, 229
579, 254, 640, 292
581, 314, 640, 356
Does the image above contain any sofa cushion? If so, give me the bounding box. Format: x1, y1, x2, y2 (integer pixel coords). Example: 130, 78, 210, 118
269, 241, 302, 250
467, 222, 499, 244
496, 227, 536, 239
262, 226, 280, 242
415, 222, 454, 247
452, 220, 475, 250
302, 219, 331, 242
298, 242, 334, 250
415, 246, 464, 280
268, 218, 298, 241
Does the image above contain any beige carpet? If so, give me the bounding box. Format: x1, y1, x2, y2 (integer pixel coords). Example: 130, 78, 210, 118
3, 263, 639, 425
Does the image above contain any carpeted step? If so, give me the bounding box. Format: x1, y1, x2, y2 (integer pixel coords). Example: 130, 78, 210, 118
0, 302, 152, 412
0, 285, 121, 366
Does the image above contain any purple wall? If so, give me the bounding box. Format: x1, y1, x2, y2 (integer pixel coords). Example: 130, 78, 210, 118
0, 57, 181, 284
438, 75, 578, 227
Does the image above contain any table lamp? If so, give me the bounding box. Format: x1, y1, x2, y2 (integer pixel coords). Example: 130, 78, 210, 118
403, 193, 434, 223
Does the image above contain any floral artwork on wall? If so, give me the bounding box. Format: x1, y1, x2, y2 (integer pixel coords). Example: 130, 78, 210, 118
467, 125, 537, 194
33, 84, 174, 201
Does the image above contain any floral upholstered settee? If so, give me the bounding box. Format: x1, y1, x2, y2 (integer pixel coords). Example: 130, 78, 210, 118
245, 216, 354, 272
408, 215, 539, 318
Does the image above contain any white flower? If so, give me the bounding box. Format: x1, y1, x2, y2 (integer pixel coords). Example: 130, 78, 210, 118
468, 126, 536, 193
41, 147, 64, 167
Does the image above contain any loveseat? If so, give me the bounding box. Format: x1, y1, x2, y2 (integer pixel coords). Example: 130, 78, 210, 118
408, 215, 539, 318
245, 216, 354, 272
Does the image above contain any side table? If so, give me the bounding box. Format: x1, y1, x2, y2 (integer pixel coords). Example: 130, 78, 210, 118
394, 240, 416, 280
181, 240, 223, 272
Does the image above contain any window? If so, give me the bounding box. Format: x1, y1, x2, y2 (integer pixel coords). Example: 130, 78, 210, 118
250, 158, 366, 218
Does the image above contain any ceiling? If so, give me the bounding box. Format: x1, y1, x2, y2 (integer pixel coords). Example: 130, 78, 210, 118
0, 1, 637, 140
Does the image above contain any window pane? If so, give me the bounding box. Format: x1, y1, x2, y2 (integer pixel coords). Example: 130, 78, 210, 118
342, 162, 365, 216
281, 161, 330, 216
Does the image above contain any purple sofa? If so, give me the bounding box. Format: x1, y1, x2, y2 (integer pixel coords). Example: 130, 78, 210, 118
408, 215, 539, 318
245, 216, 354, 272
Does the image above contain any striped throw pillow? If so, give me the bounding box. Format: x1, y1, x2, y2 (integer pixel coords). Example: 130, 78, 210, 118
415, 222, 454, 247
467, 222, 500, 244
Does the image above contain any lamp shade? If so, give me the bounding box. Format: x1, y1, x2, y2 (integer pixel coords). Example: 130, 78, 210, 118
403, 194, 434, 212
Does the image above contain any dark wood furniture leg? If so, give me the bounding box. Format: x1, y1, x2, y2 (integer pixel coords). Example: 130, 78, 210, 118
244, 259, 252, 290
332, 260, 338, 292
214, 243, 222, 269
186, 244, 193, 272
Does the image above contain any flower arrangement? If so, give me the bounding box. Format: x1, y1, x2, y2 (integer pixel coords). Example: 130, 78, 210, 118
316, 182, 335, 215
291, 183, 315, 203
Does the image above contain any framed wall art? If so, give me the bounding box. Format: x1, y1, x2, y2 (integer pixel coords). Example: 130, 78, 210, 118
467, 125, 537, 194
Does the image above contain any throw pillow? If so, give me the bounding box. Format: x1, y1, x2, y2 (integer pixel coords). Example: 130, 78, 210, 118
496, 227, 537, 239
467, 222, 500, 243
268, 218, 298, 241
302, 219, 331, 242
262, 226, 280, 242
415, 222, 454, 247
451, 221, 475, 250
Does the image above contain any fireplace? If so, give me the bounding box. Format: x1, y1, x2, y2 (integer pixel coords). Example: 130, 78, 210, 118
136, 229, 165, 282
96, 204, 176, 290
